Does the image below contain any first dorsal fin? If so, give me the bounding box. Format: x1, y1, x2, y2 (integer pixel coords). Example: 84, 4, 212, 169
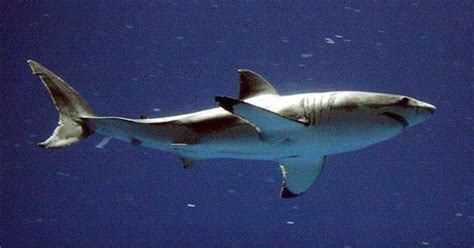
238, 69, 279, 100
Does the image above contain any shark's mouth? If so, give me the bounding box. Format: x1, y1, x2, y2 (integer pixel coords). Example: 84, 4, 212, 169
380, 112, 409, 128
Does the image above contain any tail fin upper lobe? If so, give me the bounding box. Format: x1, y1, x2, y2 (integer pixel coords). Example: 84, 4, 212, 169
28, 60, 96, 148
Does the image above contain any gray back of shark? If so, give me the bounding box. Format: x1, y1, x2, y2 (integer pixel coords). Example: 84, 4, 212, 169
28, 60, 436, 198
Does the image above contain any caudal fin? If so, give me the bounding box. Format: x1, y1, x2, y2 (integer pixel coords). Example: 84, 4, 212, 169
28, 60, 96, 148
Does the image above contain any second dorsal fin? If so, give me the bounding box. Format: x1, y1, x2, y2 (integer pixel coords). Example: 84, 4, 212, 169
238, 69, 279, 100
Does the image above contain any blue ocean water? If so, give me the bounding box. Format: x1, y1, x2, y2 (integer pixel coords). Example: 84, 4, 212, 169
1, 2, 472, 247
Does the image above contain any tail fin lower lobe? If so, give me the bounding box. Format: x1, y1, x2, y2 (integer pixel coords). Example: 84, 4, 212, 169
28, 60, 96, 148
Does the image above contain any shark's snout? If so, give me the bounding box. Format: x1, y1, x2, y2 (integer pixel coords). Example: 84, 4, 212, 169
404, 100, 436, 127
425, 103, 436, 114
416, 101, 436, 115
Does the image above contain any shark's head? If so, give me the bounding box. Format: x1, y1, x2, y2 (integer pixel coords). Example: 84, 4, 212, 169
333, 91, 436, 129
323, 91, 436, 153
377, 95, 436, 128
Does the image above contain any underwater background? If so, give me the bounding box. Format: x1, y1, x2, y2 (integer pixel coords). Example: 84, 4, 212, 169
1, 2, 472, 247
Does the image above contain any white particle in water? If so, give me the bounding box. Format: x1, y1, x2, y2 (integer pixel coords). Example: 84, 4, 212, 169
324, 38, 335, 44
56, 172, 71, 177
266, 178, 275, 183
95, 137, 112, 149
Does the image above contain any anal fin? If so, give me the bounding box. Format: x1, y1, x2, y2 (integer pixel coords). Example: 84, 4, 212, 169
181, 157, 194, 169
171, 143, 198, 169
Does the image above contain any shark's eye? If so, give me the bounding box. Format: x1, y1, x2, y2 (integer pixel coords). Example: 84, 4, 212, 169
399, 97, 410, 106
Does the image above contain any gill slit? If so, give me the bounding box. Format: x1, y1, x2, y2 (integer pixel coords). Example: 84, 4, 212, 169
304, 93, 335, 126
303, 97, 311, 125
319, 94, 325, 125
311, 96, 317, 125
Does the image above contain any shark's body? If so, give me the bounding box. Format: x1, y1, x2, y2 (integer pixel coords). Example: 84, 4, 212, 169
28, 60, 436, 198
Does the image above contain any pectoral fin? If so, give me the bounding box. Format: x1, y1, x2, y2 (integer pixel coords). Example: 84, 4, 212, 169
215, 97, 307, 141
279, 157, 326, 199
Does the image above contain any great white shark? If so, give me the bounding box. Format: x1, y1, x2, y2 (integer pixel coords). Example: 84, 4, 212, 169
28, 60, 436, 198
